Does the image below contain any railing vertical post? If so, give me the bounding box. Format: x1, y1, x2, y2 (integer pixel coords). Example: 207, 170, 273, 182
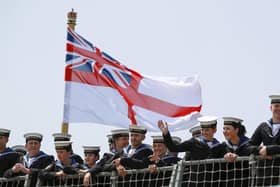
174, 160, 184, 187
24, 175, 31, 187
111, 171, 117, 187
249, 154, 256, 187
168, 164, 178, 187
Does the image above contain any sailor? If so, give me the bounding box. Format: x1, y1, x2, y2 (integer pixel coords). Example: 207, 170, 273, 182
189, 125, 202, 138
11, 145, 27, 156
212, 117, 250, 160
4, 132, 54, 187
106, 134, 114, 152
83, 146, 100, 169
126, 125, 153, 158
248, 95, 280, 185
39, 141, 84, 180
184, 125, 201, 160
113, 125, 153, 177
11, 145, 27, 164
197, 116, 220, 148
0, 128, 20, 177
83, 129, 129, 187
52, 133, 84, 164
148, 135, 181, 173
250, 95, 280, 156
23, 133, 54, 169
158, 117, 215, 161
210, 117, 250, 187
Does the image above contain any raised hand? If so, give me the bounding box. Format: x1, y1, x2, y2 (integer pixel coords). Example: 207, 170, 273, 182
157, 120, 169, 135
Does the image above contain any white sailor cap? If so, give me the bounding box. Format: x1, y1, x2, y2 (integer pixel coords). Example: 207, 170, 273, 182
24, 132, 43, 142
111, 129, 129, 139
151, 135, 181, 144
223, 117, 243, 127
0, 128, 11, 137
54, 141, 72, 151
52, 133, 72, 141
198, 116, 218, 128
189, 126, 201, 135
83, 146, 100, 154
11, 145, 27, 155
129, 125, 147, 134
269, 95, 280, 104
151, 135, 164, 143
107, 134, 113, 143
172, 136, 182, 144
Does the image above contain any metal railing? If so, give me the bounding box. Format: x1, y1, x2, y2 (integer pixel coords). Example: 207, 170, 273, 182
176, 156, 251, 187
2, 155, 280, 187
0, 175, 29, 187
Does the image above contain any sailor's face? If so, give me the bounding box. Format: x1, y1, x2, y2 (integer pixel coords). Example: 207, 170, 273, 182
25, 140, 40, 157
56, 149, 70, 163
0, 136, 8, 151
153, 142, 167, 157
115, 136, 129, 149
271, 103, 280, 120
84, 153, 99, 167
130, 133, 144, 148
223, 125, 238, 141
201, 127, 216, 141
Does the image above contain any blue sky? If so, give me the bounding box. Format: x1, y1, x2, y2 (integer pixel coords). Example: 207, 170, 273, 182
1, 0, 280, 157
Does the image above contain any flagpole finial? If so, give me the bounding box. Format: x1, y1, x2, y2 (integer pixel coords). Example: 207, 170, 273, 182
67, 9, 77, 30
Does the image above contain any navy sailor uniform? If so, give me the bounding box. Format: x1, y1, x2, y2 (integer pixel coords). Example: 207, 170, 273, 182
0, 148, 20, 177
120, 143, 153, 169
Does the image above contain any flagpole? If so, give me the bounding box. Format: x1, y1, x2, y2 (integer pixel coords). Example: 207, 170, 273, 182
61, 9, 77, 134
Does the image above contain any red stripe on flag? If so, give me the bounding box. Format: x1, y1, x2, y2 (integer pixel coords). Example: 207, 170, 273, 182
65, 68, 201, 117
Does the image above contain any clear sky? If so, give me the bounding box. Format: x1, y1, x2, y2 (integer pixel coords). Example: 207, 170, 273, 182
1, 0, 280, 157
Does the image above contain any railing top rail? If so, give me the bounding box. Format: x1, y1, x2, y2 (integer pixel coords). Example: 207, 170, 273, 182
182, 156, 251, 165
117, 165, 175, 175
252, 154, 280, 160
0, 175, 28, 182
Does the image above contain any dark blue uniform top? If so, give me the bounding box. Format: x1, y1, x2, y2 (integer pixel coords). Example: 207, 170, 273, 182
211, 136, 250, 158
24, 151, 54, 169
119, 152, 181, 169
163, 132, 211, 160
198, 136, 220, 148
88, 149, 126, 176
158, 154, 181, 166
39, 158, 83, 180
70, 153, 84, 164
120, 143, 153, 169
249, 119, 280, 155
0, 147, 20, 177
3, 150, 54, 179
